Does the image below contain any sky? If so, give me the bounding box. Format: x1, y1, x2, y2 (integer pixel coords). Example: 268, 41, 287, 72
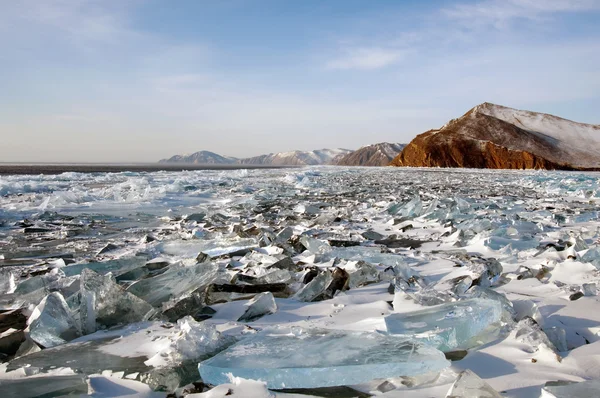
1, 0, 599, 163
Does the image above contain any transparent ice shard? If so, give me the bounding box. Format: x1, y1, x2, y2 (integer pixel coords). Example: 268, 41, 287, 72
164, 316, 237, 365
299, 236, 331, 255
1, 375, 88, 398
293, 268, 348, 302
238, 292, 277, 322
541, 379, 600, 398
9, 320, 234, 392
198, 328, 450, 389
253, 269, 294, 285
293, 270, 333, 302
513, 317, 557, 353
387, 196, 422, 218
344, 260, 381, 288
544, 326, 568, 352
61, 256, 147, 277
126, 262, 228, 306
583, 283, 597, 296
463, 286, 516, 324
385, 298, 503, 352
0, 270, 16, 295
159, 237, 258, 258
485, 236, 539, 251
80, 269, 155, 334
581, 247, 600, 269
29, 292, 80, 348
445, 369, 502, 398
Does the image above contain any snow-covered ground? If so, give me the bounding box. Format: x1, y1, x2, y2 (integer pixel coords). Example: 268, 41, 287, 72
2, 166, 600, 397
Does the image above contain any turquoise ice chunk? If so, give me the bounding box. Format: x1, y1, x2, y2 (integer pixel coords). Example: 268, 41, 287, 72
385, 298, 502, 352
198, 328, 449, 389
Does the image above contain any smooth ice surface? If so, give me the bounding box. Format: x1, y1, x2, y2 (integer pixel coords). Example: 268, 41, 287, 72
80, 268, 155, 334
28, 292, 80, 348
238, 292, 278, 322
445, 369, 502, 398
199, 328, 450, 389
385, 298, 503, 351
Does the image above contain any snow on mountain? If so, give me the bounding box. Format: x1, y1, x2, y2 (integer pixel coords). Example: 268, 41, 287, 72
335, 143, 406, 166
238, 148, 353, 166
392, 103, 600, 170
476, 102, 600, 168
159, 151, 238, 164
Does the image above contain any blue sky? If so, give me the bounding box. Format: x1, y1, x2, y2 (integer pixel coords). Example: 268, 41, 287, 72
1, 0, 599, 162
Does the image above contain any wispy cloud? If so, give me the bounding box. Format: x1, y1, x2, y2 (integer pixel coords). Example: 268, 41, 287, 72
444, 0, 600, 27
325, 47, 405, 70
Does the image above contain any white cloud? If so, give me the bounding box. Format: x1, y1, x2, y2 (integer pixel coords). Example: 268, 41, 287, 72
325, 47, 404, 70
444, 0, 600, 27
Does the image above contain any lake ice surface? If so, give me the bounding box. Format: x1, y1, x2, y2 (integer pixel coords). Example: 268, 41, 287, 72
2, 167, 600, 397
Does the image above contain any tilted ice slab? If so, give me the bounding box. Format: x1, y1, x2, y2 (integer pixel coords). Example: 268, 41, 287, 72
126, 262, 229, 306
385, 298, 502, 352
198, 328, 450, 389
28, 292, 80, 348
445, 369, 502, 398
541, 379, 600, 397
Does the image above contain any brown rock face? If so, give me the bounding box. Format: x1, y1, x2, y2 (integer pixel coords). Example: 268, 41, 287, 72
390, 104, 596, 170
336, 143, 405, 166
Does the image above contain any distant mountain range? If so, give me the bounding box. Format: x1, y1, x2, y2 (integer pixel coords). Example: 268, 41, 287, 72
159, 148, 354, 166
160, 103, 600, 170
391, 103, 600, 170
239, 148, 352, 166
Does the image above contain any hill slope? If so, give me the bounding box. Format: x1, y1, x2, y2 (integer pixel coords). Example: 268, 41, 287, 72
335, 143, 406, 166
159, 151, 237, 164
238, 148, 352, 166
391, 103, 600, 170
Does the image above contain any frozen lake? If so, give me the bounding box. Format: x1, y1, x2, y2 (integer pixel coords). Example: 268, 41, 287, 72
2, 166, 600, 397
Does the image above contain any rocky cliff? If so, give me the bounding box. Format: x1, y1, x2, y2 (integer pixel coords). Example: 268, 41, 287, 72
391, 103, 600, 170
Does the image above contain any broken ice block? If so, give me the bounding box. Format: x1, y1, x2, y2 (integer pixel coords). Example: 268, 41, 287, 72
29, 292, 80, 348
583, 283, 597, 296
385, 298, 502, 352
387, 196, 422, 218
513, 317, 558, 354
582, 247, 600, 269
199, 328, 450, 389
445, 369, 502, 398
293, 268, 348, 302
159, 238, 258, 258
541, 379, 600, 397
8, 320, 234, 391
127, 262, 228, 306
80, 269, 155, 334
1, 375, 88, 398
299, 236, 331, 255
463, 286, 516, 323
62, 257, 147, 277
238, 292, 277, 322
544, 326, 568, 352
344, 260, 380, 288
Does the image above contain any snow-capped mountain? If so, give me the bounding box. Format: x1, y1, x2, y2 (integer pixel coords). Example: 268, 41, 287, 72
391, 103, 600, 170
159, 148, 352, 166
159, 151, 238, 164
334, 143, 406, 166
238, 148, 353, 166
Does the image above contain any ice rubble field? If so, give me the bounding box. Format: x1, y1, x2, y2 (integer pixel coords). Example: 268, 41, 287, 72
2, 167, 600, 397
